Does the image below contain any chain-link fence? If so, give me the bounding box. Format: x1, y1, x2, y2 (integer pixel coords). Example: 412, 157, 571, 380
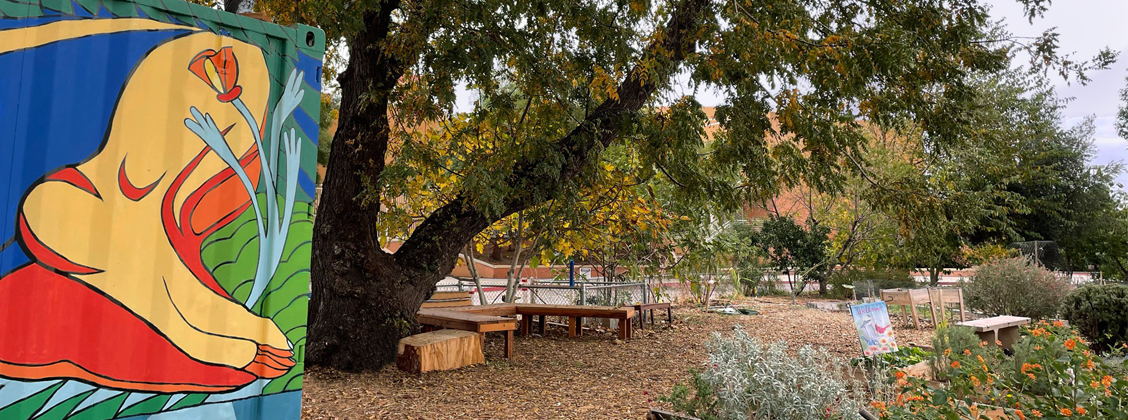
434, 279, 650, 306
524, 282, 649, 306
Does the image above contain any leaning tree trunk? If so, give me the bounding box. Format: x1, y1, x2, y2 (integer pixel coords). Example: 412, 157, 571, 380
308, 0, 709, 371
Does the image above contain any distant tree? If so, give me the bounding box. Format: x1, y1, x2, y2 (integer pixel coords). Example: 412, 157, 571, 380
754, 216, 830, 298
1119, 74, 1128, 139
316, 93, 339, 169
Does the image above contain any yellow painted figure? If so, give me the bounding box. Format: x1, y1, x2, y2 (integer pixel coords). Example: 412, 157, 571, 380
0, 19, 302, 393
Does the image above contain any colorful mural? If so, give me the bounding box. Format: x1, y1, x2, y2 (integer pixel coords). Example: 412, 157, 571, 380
0, 1, 323, 418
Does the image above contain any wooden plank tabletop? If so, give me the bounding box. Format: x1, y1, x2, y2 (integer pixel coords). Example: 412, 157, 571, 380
448, 304, 518, 316
514, 304, 635, 319
957, 316, 1030, 332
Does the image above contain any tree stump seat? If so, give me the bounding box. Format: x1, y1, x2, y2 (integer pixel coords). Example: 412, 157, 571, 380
397, 329, 485, 373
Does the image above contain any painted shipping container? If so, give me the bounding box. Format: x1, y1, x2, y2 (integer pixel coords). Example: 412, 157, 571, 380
0, 0, 323, 419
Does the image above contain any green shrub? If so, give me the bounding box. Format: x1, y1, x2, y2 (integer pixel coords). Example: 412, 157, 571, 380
962, 257, 1069, 320
827, 268, 917, 299
1061, 283, 1128, 353
851, 346, 932, 370
662, 327, 863, 420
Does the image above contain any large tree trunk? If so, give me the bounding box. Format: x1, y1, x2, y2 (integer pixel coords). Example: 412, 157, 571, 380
309, 0, 708, 371
308, 2, 415, 370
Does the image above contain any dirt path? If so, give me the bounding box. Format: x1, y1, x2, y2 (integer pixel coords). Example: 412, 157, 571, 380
301, 297, 933, 420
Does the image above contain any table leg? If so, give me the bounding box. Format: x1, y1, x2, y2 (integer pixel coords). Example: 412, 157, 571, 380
520, 315, 531, 336
505, 330, 515, 359
957, 289, 966, 322
577, 317, 583, 336
650, 309, 656, 326
569, 317, 578, 338
910, 304, 921, 329
538, 315, 546, 335
619, 318, 632, 340
667, 306, 672, 325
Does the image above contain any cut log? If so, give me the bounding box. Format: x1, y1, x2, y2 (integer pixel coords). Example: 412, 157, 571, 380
397, 329, 484, 373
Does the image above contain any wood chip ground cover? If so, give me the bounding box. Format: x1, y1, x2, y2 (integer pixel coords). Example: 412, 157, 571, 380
301, 296, 935, 419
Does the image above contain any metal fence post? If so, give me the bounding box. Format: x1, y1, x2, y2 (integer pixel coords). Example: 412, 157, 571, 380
579, 284, 587, 306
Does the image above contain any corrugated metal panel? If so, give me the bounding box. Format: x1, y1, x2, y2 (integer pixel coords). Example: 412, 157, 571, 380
0, 1, 323, 419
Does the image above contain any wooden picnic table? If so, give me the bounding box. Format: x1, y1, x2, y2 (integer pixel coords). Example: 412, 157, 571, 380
514, 304, 636, 340
633, 302, 672, 329
416, 300, 638, 360
416, 307, 519, 358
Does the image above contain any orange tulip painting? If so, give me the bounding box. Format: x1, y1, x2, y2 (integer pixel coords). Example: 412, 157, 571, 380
188, 47, 244, 103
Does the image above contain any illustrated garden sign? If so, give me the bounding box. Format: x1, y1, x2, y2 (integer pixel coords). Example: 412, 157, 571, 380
0, 0, 323, 418
850, 301, 898, 357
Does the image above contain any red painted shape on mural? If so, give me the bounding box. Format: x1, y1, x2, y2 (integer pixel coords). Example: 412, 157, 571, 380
162, 145, 260, 299
17, 213, 102, 275
45, 167, 101, 199
0, 264, 257, 393
118, 158, 164, 201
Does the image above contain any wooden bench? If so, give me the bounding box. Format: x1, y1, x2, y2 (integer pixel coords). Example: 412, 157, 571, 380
633, 302, 672, 329
957, 315, 1030, 350
514, 304, 636, 340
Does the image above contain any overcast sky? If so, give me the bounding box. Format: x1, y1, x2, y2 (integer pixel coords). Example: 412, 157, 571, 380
985, 0, 1128, 187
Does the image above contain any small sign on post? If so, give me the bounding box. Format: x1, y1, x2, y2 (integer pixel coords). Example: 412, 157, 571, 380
850, 301, 898, 356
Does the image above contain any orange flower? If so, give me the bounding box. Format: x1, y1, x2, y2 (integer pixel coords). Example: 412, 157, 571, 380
188, 47, 243, 103
1091, 381, 1101, 389
1076, 407, 1087, 416
1103, 375, 1114, 387
1060, 407, 1072, 417
1031, 409, 1043, 417
1034, 345, 1042, 350
951, 361, 961, 369
976, 355, 985, 363
1085, 359, 1095, 370
1053, 320, 1064, 327
1027, 373, 1036, 380
970, 376, 981, 387
1064, 339, 1076, 350
1015, 410, 1026, 420
895, 371, 906, 379
964, 349, 972, 356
